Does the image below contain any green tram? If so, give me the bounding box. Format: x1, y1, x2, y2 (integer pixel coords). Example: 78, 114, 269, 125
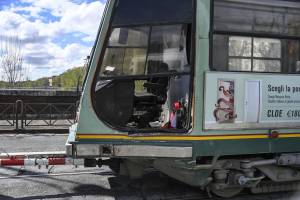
67, 0, 300, 197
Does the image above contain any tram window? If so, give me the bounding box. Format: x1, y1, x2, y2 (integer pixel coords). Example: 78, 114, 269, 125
108, 27, 149, 47
285, 40, 300, 73
214, 35, 282, 72
147, 25, 189, 74
229, 37, 251, 58
228, 59, 251, 72
252, 60, 281, 72
100, 27, 149, 76
112, 0, 193, 26
101, 48, 147, 76
100, 24, 189, 77
214, 0, 300, 37
212, 0, 300, 73
228, 36, 281, 72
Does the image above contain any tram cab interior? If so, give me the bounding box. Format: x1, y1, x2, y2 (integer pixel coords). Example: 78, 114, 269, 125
92, 0, 194, 132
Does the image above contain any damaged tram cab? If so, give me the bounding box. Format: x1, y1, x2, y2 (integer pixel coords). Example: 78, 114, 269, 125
93, 6, 193, 131
68, 0, 300, 198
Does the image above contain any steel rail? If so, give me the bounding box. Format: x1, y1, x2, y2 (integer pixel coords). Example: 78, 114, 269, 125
0, 170, 114, 180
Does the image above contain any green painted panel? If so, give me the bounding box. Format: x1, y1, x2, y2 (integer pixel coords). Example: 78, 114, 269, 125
193, 139, 271, 156
270, 138, 300, 153
197, 0, 210, 38
77, 0, 116, 134
191, 0, 212, 134
75, 137, 300, 157
194, 138, 300, 156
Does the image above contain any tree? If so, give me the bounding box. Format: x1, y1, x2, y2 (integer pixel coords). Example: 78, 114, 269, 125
0, 35, 26, 87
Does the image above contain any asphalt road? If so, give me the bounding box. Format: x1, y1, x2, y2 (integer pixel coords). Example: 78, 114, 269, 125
0, 134, 300, 200
0, 134, 204, 200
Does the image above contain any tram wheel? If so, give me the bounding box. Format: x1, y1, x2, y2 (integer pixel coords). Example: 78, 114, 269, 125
210, 187, 243, 198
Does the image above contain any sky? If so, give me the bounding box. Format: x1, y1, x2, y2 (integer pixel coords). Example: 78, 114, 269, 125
0, 0, 106, 80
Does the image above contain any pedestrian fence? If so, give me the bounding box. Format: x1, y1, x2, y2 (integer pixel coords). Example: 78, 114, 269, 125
0, 100, 79, 132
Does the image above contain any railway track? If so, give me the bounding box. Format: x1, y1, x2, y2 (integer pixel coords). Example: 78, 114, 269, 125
0, 169, 114, 179
142, 189, 297, 200
167, 191, 299, 200
0, 168, 298, 200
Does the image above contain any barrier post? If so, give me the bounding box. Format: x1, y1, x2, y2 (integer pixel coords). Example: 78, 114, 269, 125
15, 100, 24, 130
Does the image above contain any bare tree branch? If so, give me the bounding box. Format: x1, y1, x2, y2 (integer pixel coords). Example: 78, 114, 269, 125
0, 35, 26, 87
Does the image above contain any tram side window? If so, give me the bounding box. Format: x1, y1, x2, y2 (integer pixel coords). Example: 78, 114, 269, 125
212, 0, 300, 73
227, 36, 281, 72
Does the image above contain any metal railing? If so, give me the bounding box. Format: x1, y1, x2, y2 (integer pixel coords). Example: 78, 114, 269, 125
22, 102, 77, 127
0, 103, 16, 127
0, 100, 79, 133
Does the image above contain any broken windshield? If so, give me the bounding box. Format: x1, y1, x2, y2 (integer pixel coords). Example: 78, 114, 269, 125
100, 24, 190, 77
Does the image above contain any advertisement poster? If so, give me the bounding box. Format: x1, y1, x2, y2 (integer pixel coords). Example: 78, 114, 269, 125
213, 80, 236, 123
261, 83, 300, 122
204, 72, 300, 130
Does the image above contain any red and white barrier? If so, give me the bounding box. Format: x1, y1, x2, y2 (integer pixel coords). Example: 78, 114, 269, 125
0, 157, 84, 166
0, 151, 66, 159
